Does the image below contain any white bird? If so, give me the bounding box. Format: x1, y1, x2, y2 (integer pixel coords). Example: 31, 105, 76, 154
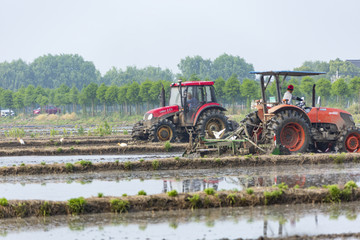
60, 138, 64, 143
117, 143, 127, 147
17, 138, 25, 145
213, 129, 226, 139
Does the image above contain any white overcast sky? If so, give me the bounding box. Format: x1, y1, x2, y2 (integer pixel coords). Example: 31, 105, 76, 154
0, 0, 359, 75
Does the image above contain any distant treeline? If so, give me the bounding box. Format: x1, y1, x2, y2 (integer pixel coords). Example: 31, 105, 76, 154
0, 53, 255, 91
1, 53, 360, 116
1, 73, 360, 116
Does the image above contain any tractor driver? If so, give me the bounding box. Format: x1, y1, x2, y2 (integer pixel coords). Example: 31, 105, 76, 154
282, 85, 303, 105
187, 92, 199, 111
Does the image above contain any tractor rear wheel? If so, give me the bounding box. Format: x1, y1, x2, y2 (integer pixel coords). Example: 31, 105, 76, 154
149, 119, 177, 142
241, 111, 264, 143
336, 127, 360, 153
131, 121, 148, 140
196, 109, 228, 139
266, 110, 310, 153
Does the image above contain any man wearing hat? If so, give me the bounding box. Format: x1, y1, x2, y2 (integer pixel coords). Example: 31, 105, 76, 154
282, 85, 303, 104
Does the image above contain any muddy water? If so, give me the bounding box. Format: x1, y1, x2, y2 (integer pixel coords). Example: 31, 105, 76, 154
1, 163, 360, 201
0, 152, 181, 167
1, 202, 360, 239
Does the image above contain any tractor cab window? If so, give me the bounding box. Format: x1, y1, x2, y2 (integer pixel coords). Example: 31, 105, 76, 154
205, 86, 212, 102
169, 87, 186, 107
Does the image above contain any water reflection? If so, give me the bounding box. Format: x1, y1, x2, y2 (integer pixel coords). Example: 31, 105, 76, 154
1, 202, 360, 239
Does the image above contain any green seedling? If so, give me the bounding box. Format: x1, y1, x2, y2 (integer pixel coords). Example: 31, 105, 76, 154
246, 188, 254, 195
167, 190, 178, 197
123, 130, 128, 135
174, 156, 180, 161
227, 193, 236, 205
152, 160, 159, 170
97, 193, 104, 198
138, 190, 147, 196
204, 188, 215, 195
188, 194, 200, 209
0, 198, 8, 206
39, 201, 51, 216
75, 160, 92, 167
139, 158, 144, 163
67, 197, 86, 215
41, 162, 46, 165
164, 141, 172, 152
124, 161, 131, 170
122, 193, 128, 197
65, 163, 74, 172
110, 199, 129, 213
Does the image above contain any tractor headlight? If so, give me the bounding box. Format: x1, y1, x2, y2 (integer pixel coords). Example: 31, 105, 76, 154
147, 113, 153, 120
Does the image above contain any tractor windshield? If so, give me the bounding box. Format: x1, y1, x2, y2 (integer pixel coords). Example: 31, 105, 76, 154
169, 87, 185, 107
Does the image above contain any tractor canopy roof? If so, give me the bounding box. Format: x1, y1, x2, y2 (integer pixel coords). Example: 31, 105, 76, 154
171, 81, 214, 87
250, 71, 325, 77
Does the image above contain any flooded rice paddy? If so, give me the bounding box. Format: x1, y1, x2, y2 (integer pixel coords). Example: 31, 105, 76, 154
1, 163, 360, 201
1, 202, 360, 239
0, 152, 182, 167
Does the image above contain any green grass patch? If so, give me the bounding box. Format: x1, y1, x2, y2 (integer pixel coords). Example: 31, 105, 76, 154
138, 190, 147, 196
204, 188, 215, 195
0, 198, 8, 206
246, 188, 254, 195
167, 190, 178, 197
110, 199, 129, 213
67, 197, 86, 215
188, 194, 200, 209
164, 141, 172, 152
152, 160, 160, 170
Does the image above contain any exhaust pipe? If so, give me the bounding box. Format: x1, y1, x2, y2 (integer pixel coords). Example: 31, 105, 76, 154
312, 84, 316, 107
160, 84, 166, 107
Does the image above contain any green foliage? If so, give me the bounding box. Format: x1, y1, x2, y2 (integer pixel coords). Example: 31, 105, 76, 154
124, 161, 132, 170
76, 126, 85, 136
0, 198, 8, 206
39, 201, 51, 216
67, 197, 86, 215
294, 184, 300, 189
187, 194, 200, 209
65, 163, 74, 172
246, 188, 254, 195
167, 190, 178, 197
264, 190, 283, 205
345, 181, 358, 190
110, 199, 130, 213
139, 158, 144, 163
20, 163, 25, 167
14, 202, 27, 217
227, 193, 236, 205
50, 129, 59, 137
56, 147, 63, 153
123, 130, 128, 135
333, 152, 346, 164
174, 156, 180, 161
138, 190, 147, 196
122, 193, 128, 197
327, 185, 341, 203
75, 160, 92, 167
276, 183, 289, 190
152, 160, 159, 170
164, 141, 172, 152
41, 161, 46, 165
204, 188, 215, 195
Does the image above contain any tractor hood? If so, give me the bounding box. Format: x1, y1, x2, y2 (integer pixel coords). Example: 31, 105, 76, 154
143, 105, 179, 121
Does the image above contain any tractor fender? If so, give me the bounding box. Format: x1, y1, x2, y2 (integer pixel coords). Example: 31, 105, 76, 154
269, 104, 311, 124
193, 103, 227, 126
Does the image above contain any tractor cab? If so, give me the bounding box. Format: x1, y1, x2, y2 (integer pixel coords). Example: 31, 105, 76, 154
169, 81, 217, 124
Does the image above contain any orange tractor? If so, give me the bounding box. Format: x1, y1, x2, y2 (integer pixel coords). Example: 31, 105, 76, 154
190, 71, 360, 156
238, 71, 360, 153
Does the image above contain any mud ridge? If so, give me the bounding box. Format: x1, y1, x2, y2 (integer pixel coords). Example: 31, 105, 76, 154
0, 187, 359, 219
1, 153, 359, 176
0, 143, 185, 157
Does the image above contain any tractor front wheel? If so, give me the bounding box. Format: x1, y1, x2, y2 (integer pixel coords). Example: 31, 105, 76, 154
337, 127, 360, 153
196, 109, 228, 139
131, 121, 149, 140
266, 110, 310, 153
149, 119, 177, 142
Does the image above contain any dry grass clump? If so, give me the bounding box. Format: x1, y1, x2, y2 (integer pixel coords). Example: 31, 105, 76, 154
47, 114, 59, 121
60, 113, 77, 120
35, 114, 47, 121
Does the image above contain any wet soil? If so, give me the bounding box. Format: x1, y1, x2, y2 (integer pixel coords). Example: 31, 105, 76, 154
0, 187, 359, 219
1, 153, 359, 176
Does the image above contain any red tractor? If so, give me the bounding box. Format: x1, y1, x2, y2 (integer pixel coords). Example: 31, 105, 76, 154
241, 71, 360, 153
132, 81, 235, 142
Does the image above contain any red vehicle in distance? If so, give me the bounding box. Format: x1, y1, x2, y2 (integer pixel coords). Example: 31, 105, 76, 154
33, 106, 61, 115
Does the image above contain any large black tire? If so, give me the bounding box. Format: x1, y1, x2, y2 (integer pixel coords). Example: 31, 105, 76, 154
266, 110, 310, 153
131, 121, 148, 140
149, 119, 177, 142
196, 109, 229, 139
336, 126, 360, 153
240, 111, 264, 144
